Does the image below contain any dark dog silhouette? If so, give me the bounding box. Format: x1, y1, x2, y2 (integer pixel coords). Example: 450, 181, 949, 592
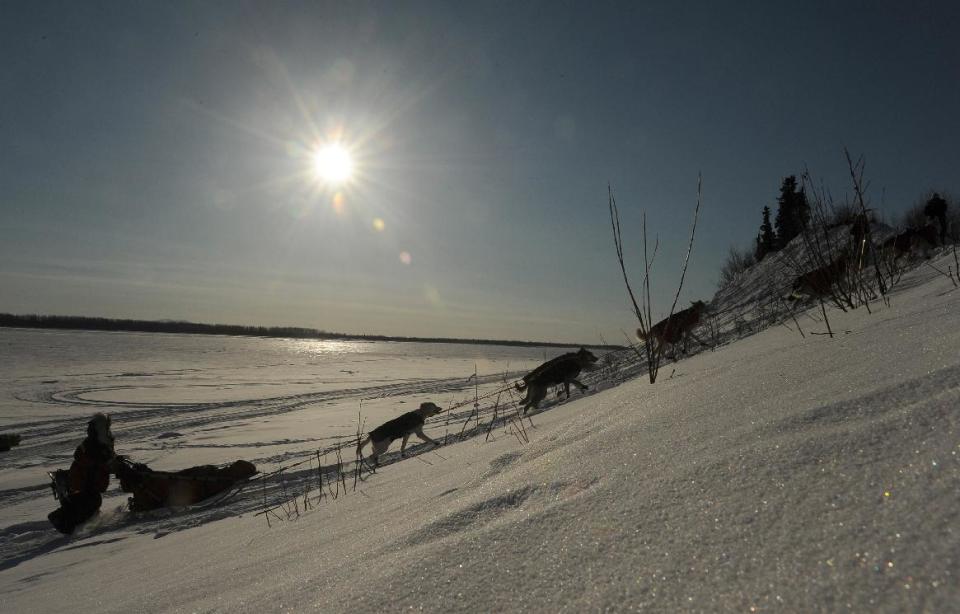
882, 225, 937, 259
116, 459, 256, 512
357, 402, 442, 466
790, 253, 851, 300
638, 301, 707, 354
516, 348, 598, 414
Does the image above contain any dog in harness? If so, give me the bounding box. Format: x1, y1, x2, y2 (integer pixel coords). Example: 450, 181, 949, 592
115, 458, 257, 512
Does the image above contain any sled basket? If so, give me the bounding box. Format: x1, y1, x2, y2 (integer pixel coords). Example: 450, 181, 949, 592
48, 469, 71, 502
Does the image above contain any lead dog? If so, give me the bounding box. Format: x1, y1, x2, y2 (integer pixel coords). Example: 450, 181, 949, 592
516, 348, 598, 415
357, 402, 442, 466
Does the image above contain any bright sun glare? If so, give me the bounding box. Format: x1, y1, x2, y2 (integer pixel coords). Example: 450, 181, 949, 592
312, 144, 353, 184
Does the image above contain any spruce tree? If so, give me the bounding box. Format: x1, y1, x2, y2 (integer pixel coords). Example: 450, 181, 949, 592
755, 206, 776, 261
796, 186, 810, 230
924, 193, 948, 244
774, 175, 803, 248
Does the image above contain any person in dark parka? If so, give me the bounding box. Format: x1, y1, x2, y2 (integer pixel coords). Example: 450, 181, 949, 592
48, 413, 116, 534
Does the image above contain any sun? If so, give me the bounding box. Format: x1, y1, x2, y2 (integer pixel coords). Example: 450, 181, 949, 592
312, 143, 353, 184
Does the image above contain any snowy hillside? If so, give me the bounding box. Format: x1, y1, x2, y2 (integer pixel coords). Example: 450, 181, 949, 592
1, 250, 959, 612
708, 222, 896, 339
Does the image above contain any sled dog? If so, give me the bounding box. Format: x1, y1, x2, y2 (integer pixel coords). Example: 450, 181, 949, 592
516, 348, 598, 415
638, 301, 707, 354
789, 252, 850, 300
357, 402, 442, 466
881, 225, 937, 260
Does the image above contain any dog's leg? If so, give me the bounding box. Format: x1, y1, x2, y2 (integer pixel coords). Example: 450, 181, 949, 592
570, 378, 588, 392
688, 330, 709, 349
356, 436, 370, 458
563, 381, 571, 399
519, 386, 532, 407
415, 427, 438, 446
531, 386, 546, 409
371, 439, 390, 466
400, 433, 411, 457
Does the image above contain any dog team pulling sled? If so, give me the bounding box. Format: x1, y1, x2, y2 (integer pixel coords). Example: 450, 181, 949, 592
44, 347, 609, 534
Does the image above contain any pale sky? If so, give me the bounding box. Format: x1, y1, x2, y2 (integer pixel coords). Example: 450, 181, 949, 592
2, 1, 958, 343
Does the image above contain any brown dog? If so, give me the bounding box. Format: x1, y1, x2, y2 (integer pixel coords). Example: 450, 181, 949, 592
638, 301, 707, 354
790, 253, 851, 300
116, 459, 257, 512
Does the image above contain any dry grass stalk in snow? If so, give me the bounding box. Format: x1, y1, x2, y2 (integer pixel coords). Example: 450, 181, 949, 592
484, 393, 501, 442
607, 176, 702, 383
353, 409, 366, 491
845, 149, 889, 300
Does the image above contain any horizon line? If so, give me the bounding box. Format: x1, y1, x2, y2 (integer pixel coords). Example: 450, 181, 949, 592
0, 313, 624, 351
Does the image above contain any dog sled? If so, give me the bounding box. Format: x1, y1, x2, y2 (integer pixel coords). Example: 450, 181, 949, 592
114, 457, 257, 512
47, 457, 257, 532
48, 468, 71, 502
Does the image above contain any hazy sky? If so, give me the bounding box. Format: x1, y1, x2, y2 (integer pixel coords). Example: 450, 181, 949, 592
2, 1, 958, 343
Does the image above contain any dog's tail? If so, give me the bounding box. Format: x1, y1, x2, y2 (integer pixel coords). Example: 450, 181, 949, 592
357, 435, 370, 457
636, 328, 648, 341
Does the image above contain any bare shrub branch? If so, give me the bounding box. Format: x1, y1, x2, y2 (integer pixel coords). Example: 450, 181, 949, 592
608, 175, 702, 383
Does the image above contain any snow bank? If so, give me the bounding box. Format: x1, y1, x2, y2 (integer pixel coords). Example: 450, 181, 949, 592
1, 253, 958, 612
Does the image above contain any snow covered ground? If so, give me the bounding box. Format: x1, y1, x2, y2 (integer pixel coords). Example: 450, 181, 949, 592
1, 250, 958, 612
0, 335, 566, 571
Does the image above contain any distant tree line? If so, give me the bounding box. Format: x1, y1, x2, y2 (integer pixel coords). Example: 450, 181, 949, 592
0, 313, 619, 350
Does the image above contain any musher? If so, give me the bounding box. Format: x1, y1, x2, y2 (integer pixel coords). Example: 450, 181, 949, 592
48, 413, 117, 534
